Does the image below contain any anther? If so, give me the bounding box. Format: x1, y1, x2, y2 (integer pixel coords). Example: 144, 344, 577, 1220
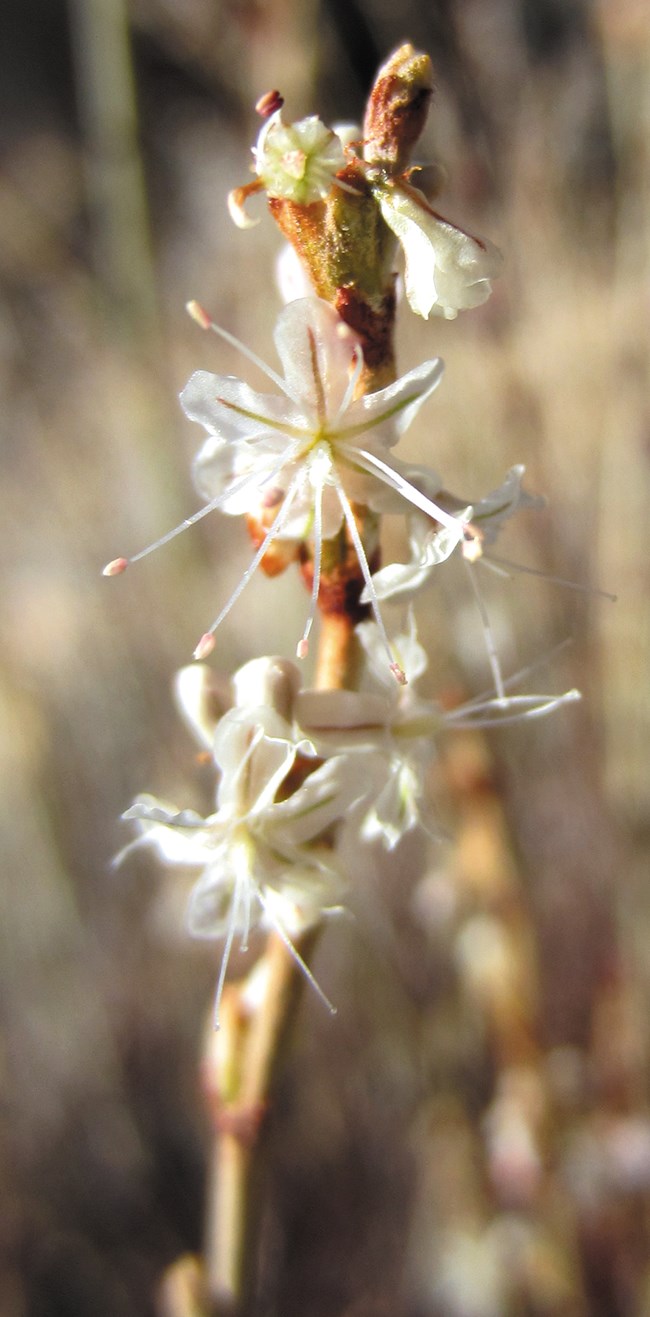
186, 300, 212, 331
103, 557, 129, 577
194, 633, 216, 661
255, 89, 284, 118
462, 530, 483, 563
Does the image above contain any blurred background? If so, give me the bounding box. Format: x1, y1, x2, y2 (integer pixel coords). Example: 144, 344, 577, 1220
2, 1, 650, 1313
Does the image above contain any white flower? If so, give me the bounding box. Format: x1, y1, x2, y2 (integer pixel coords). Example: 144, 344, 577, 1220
120, 657, 362, 1019
228, 113, 347, 227
296, 618, 580, 849
183, 298, 443, 530
183, 298, 469, 671
369, 465, 543, 602
364, 465, 545, 698
255, 113, 346, 204
373, 179, 502, 320
105, 297, 470, 678
296, 617, 443, 847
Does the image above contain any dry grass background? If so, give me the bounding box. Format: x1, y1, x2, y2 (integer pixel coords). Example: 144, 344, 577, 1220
1, 1, 650, 1314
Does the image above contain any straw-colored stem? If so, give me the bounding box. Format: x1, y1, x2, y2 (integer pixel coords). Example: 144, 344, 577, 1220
201, 929, 318, 1313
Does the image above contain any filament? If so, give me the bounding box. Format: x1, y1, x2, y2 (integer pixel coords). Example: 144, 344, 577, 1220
463, 558, 506, 701
198, 472, 304, 644
187, 300, 303, 405
332, 473, 406, 684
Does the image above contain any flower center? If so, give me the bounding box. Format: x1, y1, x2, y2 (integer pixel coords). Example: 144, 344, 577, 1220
281, 148, 307, 180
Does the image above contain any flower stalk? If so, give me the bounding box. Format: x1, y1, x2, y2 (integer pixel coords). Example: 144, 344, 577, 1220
202, 929, 319, 1314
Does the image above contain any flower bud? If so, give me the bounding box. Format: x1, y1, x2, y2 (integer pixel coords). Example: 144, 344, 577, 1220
363, 44, 434, 174
232, 656, 301, 723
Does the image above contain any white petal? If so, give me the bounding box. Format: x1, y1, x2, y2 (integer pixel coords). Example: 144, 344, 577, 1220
266, 754, 367, 846
376, 183, 502, 320
361, 760, 422, 849
231, 655, 302, 721
357, 618, 428, 687
295, 689, 390, 753
174, 664, 225, 750
472, 465, 545, 545
264, 855, 346, 927
186, 863, 250, 939
213, 706, 297, 815
340, 358, 444, 448
296, 688, 389, 731
181, 371, 307, 442
275, 243, 315, 304
122, 796, 216, 865
273, 299, 360, 418
366, 521, 465, 602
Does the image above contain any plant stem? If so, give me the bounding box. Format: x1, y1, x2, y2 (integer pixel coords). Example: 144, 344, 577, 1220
200, 920, 322, 1313
314, 612, 362, 691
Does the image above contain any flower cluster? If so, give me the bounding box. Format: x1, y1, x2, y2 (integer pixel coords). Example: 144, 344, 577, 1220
109, 44, 583, 1014
119, 656, 355, 1017
119, 637, 578, 1015
229, 96, 501, 320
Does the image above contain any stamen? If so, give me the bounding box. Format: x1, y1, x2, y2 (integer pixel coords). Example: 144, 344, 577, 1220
240, 872, 252, 954
296, 466, 324, 661
194, 634, 216, 661
103, 557, 129, 577
332, 346, 364, 428
255, 89, 284, 118
463, 558, 506, 702
126, 489, 241, 565
482, 551, 618, 603
332, 473, 406, 685
185, 300, 303, 405
194, 473, 304, 653
342, 443, 475, 544
462, 531, 484, 564
446, 689, 581, 729
186, 300, 212, 330
104, 448, 300, 576
334, 176, 367, 197
226, 180, 265, 230
213, 870, 245, 1030
255, 886, 337, 1016
454, 637, 574, 712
